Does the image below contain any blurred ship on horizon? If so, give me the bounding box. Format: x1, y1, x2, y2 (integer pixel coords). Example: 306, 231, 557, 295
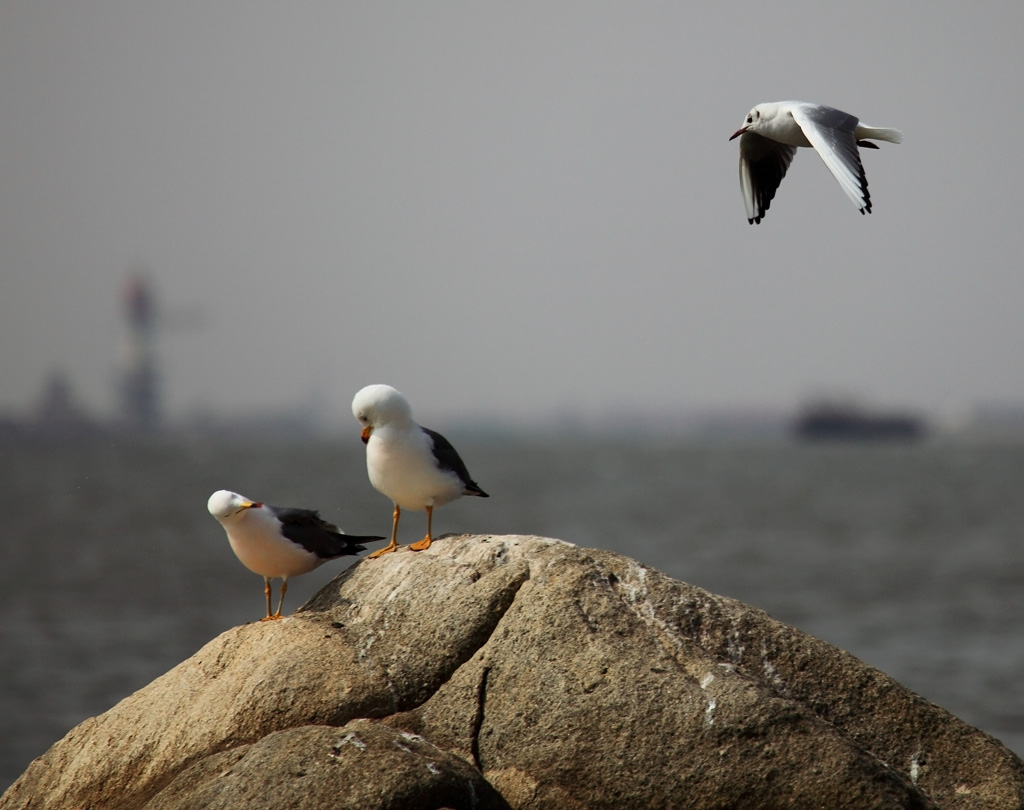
3, 273, 1024, 444
793, 400, 928, 442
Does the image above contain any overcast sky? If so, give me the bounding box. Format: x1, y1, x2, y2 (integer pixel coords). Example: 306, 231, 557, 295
1, 3, 1022, 431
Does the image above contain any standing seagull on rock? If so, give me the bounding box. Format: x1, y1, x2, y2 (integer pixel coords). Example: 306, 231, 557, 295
207, 490, 383, 620
730, 101, 902, 223
352, 384, 489, 558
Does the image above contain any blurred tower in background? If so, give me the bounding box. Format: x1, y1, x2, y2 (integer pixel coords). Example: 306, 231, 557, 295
118, 272, 160, 431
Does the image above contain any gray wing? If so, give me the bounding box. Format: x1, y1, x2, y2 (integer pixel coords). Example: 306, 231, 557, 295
267, 505, 384, 558
738, 131, 797, 224
422, 427, 489, 498
791, 104, 871, 213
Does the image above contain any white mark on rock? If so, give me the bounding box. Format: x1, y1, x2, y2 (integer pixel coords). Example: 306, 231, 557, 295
331, 733, 366, 756
357, 633, 376, 660
425, 762, 441, 775
616, 562, 657, 625
909, 751, 926, 784
759, 639, 785, 691
704, 697, 717, 727
726, 630, 745, 663
699, 672, 716, 726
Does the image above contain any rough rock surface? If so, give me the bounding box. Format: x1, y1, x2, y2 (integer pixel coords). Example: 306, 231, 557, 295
3, 535, 1022, 810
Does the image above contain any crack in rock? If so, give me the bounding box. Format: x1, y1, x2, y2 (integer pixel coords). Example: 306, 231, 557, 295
470, 666, 491, 771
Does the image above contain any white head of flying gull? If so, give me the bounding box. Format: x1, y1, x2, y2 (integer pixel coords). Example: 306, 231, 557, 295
207, 489, 383, 620
351, 384, 489, 558
729, 101, 902, 223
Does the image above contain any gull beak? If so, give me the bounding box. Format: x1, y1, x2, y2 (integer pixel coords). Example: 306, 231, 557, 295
242, 500, 262, 509
360, 425, 372, 444
729, 127, 747, 141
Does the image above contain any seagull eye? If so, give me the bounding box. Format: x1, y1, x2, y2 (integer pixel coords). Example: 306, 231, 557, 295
746, 115, 752, 123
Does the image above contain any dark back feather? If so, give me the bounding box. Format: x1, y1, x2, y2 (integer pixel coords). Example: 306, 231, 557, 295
267, 506, 384, 558
422, 427, 489, 498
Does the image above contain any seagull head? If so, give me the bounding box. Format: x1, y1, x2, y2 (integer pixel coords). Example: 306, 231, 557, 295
730, 103, 771, 140
352, 384, 413, 443
207, 490, 262, 522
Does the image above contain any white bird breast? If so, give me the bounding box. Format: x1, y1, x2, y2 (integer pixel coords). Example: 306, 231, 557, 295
226, 510, 322, 579
366, 428, 464, 510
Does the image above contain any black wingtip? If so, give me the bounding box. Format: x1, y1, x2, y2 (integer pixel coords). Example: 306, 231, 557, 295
348, 535, 387, 545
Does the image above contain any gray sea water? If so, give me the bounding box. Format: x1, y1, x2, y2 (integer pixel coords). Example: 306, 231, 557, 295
1, 435, 1022, 789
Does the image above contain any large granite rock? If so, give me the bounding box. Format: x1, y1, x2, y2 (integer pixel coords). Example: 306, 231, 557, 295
3, 535, 1021, 810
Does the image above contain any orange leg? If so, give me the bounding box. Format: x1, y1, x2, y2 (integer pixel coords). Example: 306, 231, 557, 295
259, 578, 281, 621
368, 504, 401, 558
258, 581, 286, 622
409, 505, 433, 552
272, 580, 288, 619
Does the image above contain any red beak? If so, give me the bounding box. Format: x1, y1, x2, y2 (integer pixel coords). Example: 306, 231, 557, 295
729, 127, 747, 141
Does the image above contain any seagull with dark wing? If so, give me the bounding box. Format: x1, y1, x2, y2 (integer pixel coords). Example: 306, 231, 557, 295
208, 490, 383, 620
730, 101, 902, 223
351, 384, 489, 558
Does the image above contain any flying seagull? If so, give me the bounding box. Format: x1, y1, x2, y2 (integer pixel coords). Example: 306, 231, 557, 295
351, 384, 489, 558
730, 101, 902, 223
207, 489, 383, 620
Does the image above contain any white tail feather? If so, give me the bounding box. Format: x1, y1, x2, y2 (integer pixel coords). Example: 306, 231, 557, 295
856, 125, 903, 144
